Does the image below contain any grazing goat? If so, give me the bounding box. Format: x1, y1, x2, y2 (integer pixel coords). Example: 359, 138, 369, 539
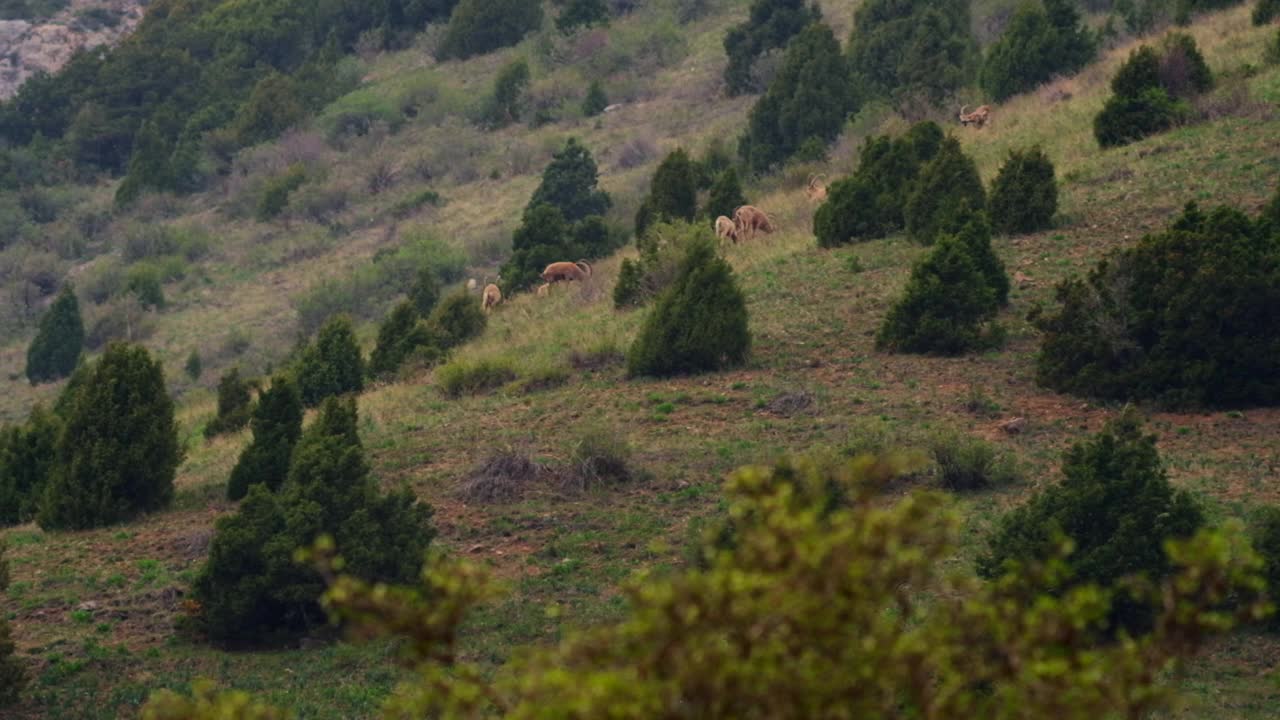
536, 283, 551, 297
541, 260, 593, 284
805, 174, 828, 204
481, 284, 502, 313
714, 215, 738, 244
959, 104, 992, 128
466, 278, 478, 291
733, 205, 775, 242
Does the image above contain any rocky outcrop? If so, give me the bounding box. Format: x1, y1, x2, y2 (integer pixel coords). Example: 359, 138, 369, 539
0, 1, 145, 100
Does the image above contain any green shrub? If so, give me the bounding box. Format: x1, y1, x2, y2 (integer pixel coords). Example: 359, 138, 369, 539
722, 0, 819, 95
437, 358, 517, 397
0, 541, 25, 707
847, 0, 977, 108
184, 350, 202, 380
980, 0, 1096, 102
257, 165, 307, 222
582, 80, 608, 117
1033, 201, 1280, 408
738, 21, 855, 173
1257, 0, 1280, 24
195, 397, 435, 646
813, 122, 943, 247
904, 137, 986, 245
296, 315, 365, 407
636, 148, 697, 239
125, 263, 165, 310
628, 237, 749, 377
929, 432, 1018, 492
703, 168, 747, 223
438, 0, 544, 60
952, 208, 1010, 307
482, 59, 530, 129
204, 368, 254, 439
409, 266, 442, 316
226, 376, 303, 501
978, 411, 1205, 634
615, 221, 719, 309
876, 234, 1002, 356
39, 343, 180, 530
1253, 505, 1280, 630
427, 289, 487, 349
525, 138, 611, 223
556, 0, 608, 31
988, 146, 1058, 235
613, 258, 646, 309
25, 284, 83, 384
369, 301, 441, 379
1093, 38, 1211, 148
0, 405, 59, 526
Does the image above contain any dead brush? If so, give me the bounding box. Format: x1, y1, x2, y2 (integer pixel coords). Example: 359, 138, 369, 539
457, 450, 545, 504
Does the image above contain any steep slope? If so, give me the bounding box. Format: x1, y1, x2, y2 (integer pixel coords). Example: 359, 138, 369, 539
0, 1, 1278, 718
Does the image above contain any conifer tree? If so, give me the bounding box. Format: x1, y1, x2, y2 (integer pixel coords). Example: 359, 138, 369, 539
1257, 0, 1280, 25
904, 136, 986, 244
556, 0, 608, 31
438, 0, 545, 60
0, 406, 59, 526
952, 208, 1010, 307
427, 289, 487, 349
296, 316, 365, 407
184, 350, 203, 381
26, 284, 84, 385
848, 0, 976, 108
628, 237, 750, 377
409, 266, 441, 316
226, 376, 303, 501
525, 138, 611, 222
369, 301, 437, 378
876, 235, 1001, 355
739, 22, 853, 173
988, 145, 1058, 235
981, 0, 1096, 102
39, 343, 180, 530
483, 59, 530, 128
704, 168, 748, 222
204, 368, 254, 439
722, 0, 821, 96
195, 397, 434, 646
979, 411, 1205, 634
636, 149, 698, 238
0, 541, 25, 707
115, 120, 174, 208
582, 80, 608, 117
501, 204, 574, 291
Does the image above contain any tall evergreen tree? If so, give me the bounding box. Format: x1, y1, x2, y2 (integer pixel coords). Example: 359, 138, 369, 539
556, 0, 609, 31
636, 149, 698, 238
981, 0, 1096, 102
722, 0, 822, 96
482, 59, 531, 129
204, 368, 255, 439
988, 145, 1058, 235
26, 285, 84, 385
0, 406, 59, 527
409, 266, 441, 316
904, 136, 986, 244
582, 80, 609, 117
39, 343, 180, 530
296, 316, 365, 407
739, 22, 854, 173
369, 301, 437, 378
876, 234, 1002, 355
226, 376, 304, 501
979, 411, 1205, 634
438, 0, 545, 60
704, 168, 748, 222
628, 237, 750, 377
500, 203, 575, 291
847, 0, 977, 108
526, 138, 611, 222
195, 397, 434, 646
115, 120, 174, 208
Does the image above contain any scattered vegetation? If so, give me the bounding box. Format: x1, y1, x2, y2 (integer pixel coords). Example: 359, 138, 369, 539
981, 0, 1097, 102
1095, 34, 1214, 147
203, 368, 254, 439
1032, 199, 1280, 408
437, 358, 517, 398
438, 0, 544, 61
987, 146, 1059, 235
458, 450, 542, 504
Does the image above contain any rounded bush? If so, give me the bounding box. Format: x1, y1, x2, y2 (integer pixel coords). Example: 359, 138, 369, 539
904, 137, 986, 245
988, 146, 1058, 235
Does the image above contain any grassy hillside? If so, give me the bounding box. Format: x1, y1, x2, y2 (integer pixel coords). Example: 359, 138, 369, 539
2, 0, 1280, 717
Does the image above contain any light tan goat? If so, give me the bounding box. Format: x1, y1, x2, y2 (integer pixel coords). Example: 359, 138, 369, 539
540, 260, 592, 284
536, 283, 551, 297
805, 174, 828, 204
959, 104, 992, 128
714, 215, 738, 244
481, 283, 502, 312
733, 205, 775, 242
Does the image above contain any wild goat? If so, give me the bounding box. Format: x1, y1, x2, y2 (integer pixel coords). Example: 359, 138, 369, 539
959, 104, 992, 128
805, 174, 828, 204
733, 205, 775, 242
541, 260, 592, 284
481, 284, 502, 312
715, 215, 738, 244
